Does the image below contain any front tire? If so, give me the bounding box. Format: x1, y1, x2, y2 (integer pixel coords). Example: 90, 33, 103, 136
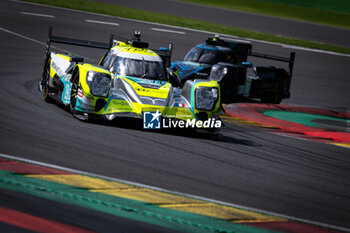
70, 70, 79, 115
42, 59, 53, 103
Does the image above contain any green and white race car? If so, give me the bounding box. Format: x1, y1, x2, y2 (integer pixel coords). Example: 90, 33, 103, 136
39, 27, 222, 129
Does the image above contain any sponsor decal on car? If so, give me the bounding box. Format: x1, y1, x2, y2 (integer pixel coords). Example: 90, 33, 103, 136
78, 90, 83, 99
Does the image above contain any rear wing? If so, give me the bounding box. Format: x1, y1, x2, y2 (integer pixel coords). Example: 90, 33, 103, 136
153, 43, 173, 68
203, 36, 295, 77
42, 26, 113, 79
249, 51, 296, 77
44, 26, 173, 67
47, 27, 114, 50
43, 26, 113, 68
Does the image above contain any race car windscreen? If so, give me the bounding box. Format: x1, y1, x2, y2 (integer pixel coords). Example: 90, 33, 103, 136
112, 57, 167, 80
184, 46, 235, 65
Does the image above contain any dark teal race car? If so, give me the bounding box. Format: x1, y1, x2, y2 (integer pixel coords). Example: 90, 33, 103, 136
171, 36, 295, 104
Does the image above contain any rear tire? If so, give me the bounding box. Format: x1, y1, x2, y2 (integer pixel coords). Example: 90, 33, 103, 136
260, 80, 284, 104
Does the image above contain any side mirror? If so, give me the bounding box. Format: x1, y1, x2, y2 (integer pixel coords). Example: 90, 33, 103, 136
167, 68, 182, 88
242, 62, 253, 68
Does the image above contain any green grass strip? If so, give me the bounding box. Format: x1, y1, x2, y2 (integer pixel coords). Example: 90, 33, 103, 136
180, 0, 350, 28
0, 170, 275, 233
23, 0, 350, 55
249, 0, 350, 14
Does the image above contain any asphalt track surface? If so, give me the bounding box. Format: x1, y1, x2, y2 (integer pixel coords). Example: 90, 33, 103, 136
0, 0, 350, 232
95, 0, 350, 48
0, 188, 183, 233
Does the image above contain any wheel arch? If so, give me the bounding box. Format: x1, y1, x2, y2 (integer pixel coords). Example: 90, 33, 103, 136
71, 63, 111, 96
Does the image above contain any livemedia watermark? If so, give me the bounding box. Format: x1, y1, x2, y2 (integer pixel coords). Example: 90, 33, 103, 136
143, 110, 221, 129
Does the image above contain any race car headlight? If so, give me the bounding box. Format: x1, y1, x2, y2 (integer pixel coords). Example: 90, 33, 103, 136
86, 71, 111, 97
195, 86, 218, 111
209, 65, 227, 82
